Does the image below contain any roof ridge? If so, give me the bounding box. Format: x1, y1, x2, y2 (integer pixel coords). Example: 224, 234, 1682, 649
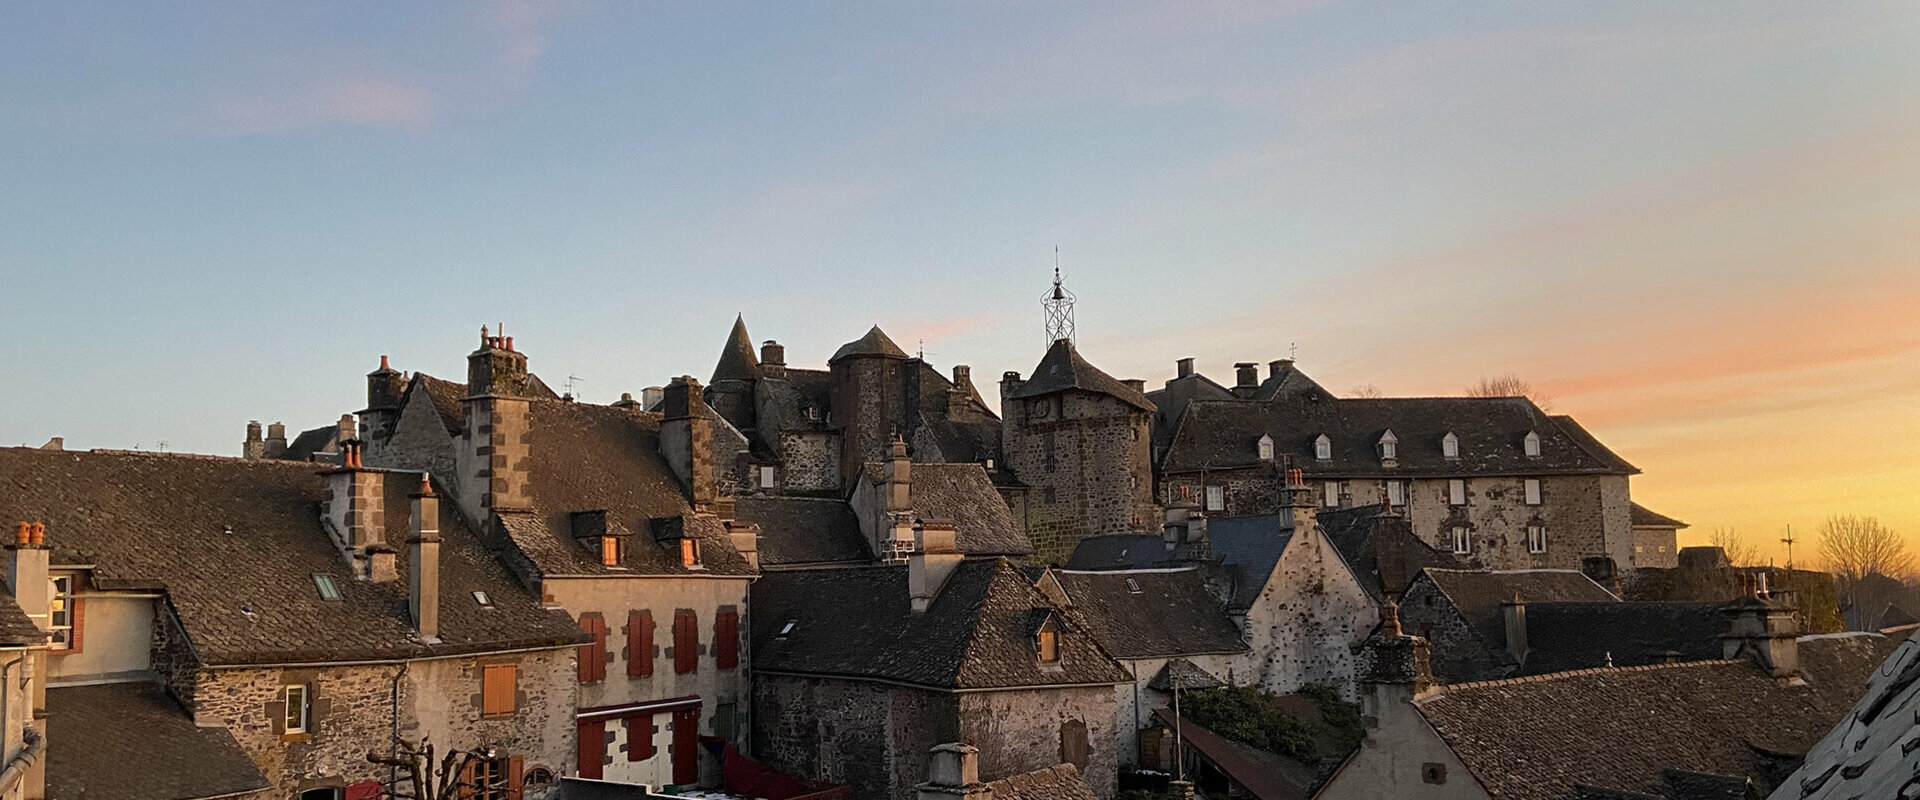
1419, 658, 1746, 701
27, 447, 323, 468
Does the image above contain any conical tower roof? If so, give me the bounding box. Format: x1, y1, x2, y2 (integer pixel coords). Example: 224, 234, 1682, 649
1010, 339, 1155, 411
711, 314, 761, 384
829, 325, 909, 362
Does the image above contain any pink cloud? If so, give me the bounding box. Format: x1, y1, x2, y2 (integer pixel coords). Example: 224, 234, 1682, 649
485, 0, 569, 74
202, 76, 435, 135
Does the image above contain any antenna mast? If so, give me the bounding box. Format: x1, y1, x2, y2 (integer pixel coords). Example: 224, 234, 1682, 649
1781, 525, 1796, 571
1042, 247, 1076, 345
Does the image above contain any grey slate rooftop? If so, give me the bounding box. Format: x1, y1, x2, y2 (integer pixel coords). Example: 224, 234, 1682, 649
1051, 568, 1247, 659
47, 682, 271, 800
1010, 339, 1155, 412
734, 495, 872, 568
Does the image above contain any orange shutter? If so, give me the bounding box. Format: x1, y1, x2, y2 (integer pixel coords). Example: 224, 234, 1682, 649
506, 755, 524, 800
715, 610, 739, 670
482, 664, 517, 717
674, 611, 697, 674
628, 610, 653, 677
457, 759, 478, 800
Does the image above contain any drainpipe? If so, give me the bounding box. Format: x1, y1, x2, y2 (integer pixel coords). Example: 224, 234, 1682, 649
389, 660, 410, 789
0, 655, 39, 796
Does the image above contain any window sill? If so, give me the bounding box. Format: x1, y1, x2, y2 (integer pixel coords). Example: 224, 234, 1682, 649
481, 711, 516, 720
281, 732, 311, 743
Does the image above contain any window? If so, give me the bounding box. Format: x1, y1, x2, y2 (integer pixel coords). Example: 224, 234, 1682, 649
299, 790, 341, 800
312, 574, 341, 602
1524, 479, 1542, 505
1379, 430, 1398, 461
777, 620, 797, 637
1037, 628, 1059, 663
1323, 481, 1340, 508
469, 757, 513, 800
714, 608, 740, 670
1059, 719, 1090, 770
284, 684, 311, 734
1528, 526, 1548, 554
674, 610, 698, 674
473, 590, 494, 608
1257, 435, 1275, 462
482, 664, 517, 717
525, 767, 556, 789
628, 610, 655, 677
1125, 578, 1142, 595
1386, 481, 1406, 508
1442, 432, 1459, 459
1422, 763, 1448, 784
1448, 479, 1467, 506
1524, 431, 1541, 457
602, 535, 625, 567
577, 613, 607, 683
759, 465, 776, 489
679, 538, 701, 569
1314, 434, 1332, 461
1451, 527, 1471, 554
1205, 486, 1225, 512
49, 575, 76, 651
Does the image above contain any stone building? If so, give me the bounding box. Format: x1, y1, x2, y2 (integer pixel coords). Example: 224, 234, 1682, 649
750, 541, 1131, 800
1628, 502, 1687, 569
0, 538, 47, 800
699, 318, 1002, 495
0, 445, 588, 800
1156, 360, 1642, 572
1318, 598, 1898, 800
1395, 568, 1619, 683
353, 331, 761, 789
999, 340, 1159, 563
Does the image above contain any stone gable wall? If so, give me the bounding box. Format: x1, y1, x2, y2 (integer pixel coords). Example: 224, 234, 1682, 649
1395, 578, 1503, 684
1002, 392, 1157, 563
752, 675, 958, 800
959, 685, 1118, 799
1242, 525, 1378, 698
775, 431, 840, 492
364, 391, 459, 495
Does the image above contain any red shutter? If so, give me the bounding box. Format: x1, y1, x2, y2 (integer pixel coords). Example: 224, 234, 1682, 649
714, 610, 739, 670
578, 613, 606, 684
671, 709, 699, 785
674, 611, 697, 675
578, 719, 606, 779
344, 780, 384, 800
627, 713, 654, 761
628, 610, 653, 677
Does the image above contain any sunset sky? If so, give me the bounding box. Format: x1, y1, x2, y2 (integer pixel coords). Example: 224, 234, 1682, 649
4, 2, 1916, 563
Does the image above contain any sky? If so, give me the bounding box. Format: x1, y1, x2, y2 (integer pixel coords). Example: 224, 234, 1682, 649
3, 2, 1917, 565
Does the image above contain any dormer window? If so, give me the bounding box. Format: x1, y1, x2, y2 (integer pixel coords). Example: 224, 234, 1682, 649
1524, 431, 1541, 458
681, 538, 702, 569
1257, 434, 1275, 462
1378, 430, 1398, 462
1442, 432, 1460, 460
1314, 434, 1332, 461
601, 535, 625, 567
1033, 612, 1063, 664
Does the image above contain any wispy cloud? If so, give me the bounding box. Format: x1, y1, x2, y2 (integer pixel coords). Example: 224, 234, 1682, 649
201, 75, 436, 135
484, 0, 570, 74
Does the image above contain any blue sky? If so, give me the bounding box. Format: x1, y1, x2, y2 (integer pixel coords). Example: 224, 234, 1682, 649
4, 2, 1918, 557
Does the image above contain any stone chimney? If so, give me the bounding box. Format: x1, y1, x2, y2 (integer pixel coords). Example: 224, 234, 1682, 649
1281, 468, 1317, 538
1122, 378, 1146, 395
612, 392, 642, 410
323, 442, 386, 557
948, 366, 978, 420
1269, 359, 1294, 379
409, 475, 441, 641
1370, 511, 1415, 598
886, 435, 913, 513
641, 386, 666, 411
1176, 358, 1194, 379
916, 743, 992, 800
1722, 593, 1799, 680
910, 520, 963, 614
1357, 602, 1433, 730
38, 437, 61, 451
761, 341, 787, 379
660, 376, 716, 509
459, 326, 534, 523
363, 355, 407, 440
1233, 362, 1259, 396
244, 420, 265, 460
8, 522, 51, 636
1502, 592, 1528, 666
265, 422, 288, 459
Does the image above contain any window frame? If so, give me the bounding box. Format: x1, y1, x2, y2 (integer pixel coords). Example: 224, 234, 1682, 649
1037, 628, 1059, 663
759, 465, 776, 489
1204, 485, 1225, 512
1257, 435, 1274, 462
1442, 433, 1459, 459
1323, 481, 1340, 508
1524, 431, 1542, 458
1451, 526, 1471, 555
1448, 479, 1467, 506
1314, 434, 1332, 461
284, 684, 312, 734
1527, 526, 1548, 554
1386, 480, 1406, 508
1379, 430, 1398, 461
1524, 479, 1542, 506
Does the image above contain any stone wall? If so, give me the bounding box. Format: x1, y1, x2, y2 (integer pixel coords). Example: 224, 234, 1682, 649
1242, 524, 1378, 698
1002, 391, 1157, 563
364, 391, 459, 496
189, 648, 575, 800
1631, 528, 1679, 569
833, 357, 904, 490
959, 686, 1117, 799
776, 432, 840, 492
456, 396, 534, 524
752, 675, 958, 800
1395, 578, 1502, 684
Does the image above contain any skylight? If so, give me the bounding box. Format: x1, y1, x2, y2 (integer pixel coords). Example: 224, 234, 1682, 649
1125, 578, 1142, 595
472, 590, 494, 608
312, 574, 341, 602
779, 620, 797, 636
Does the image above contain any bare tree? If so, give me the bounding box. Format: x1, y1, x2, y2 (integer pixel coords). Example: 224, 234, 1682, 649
367, 737, 502, 800
1349, 384, 1383, 399
1708, 527, 1759, 567
1818, 515, 1912, 584
1465, 374, 1554, 411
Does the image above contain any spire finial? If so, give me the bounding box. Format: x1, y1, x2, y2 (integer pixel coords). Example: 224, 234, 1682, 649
1042, 248, 1076, 345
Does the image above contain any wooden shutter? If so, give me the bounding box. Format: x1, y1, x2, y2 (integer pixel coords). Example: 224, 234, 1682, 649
714, 609, 738, 670
627, 713, 654, 761
457, 759, 478, 800
344, 780, 384, 800
482, 664, 517, 717
1059, 719, 1090, 769
628, 610, 654, 677
671, 709, 699, 785
674, 611, 697, 674
506, 756, 524, 800
578, 719, 606, 780
578, 613, 606, 683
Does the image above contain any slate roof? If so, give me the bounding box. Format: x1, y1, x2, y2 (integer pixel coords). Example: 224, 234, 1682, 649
1776, 627, 1920, 799
1064, 534, 1186, 571
1149, 657, 1227, 690
861, 462, 1033, 556
1147, 371, 1237, 451
0, 588, 45, 647
712, 314, 761, 384
1010, 340, 1156, 412
1632, 502, 1689, 529
47, 682, 271, 800
830, 326, 909, 362
1318, 505, 1463, 600
1519, 601, 1728, 675
1205, 515, 1295, 611
1252, 362, 1328, 402
1153, 708, 1320, 800
1415, 633, 1901, 800
757, 368, 834, 434
983, 763, 1101, 800
751, 559, 1131, 690
1424, 568, 1618, 644
734, 496, 871, 568
1052, 568, 1247, 659
1161, 395, 1636, 476
0, 447, 587, 665
411, 372, 470, 436
283, 424, 340, 461
500, 399, 756, 577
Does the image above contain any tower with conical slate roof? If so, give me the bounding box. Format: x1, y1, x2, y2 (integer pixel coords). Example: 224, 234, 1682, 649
707, 314, 762, 438
829, 325, 911, 489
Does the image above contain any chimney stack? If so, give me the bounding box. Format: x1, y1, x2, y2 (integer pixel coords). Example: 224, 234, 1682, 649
916, 743, 992, 800
1502, 591, 1528, 666
641, 386, 665, 411
1722, 594, 1799, 680
1235, 362, 1259, 388
1357, 602, 1434, 730
323, 442, 385, 556
409, 475, 441, 641
265, 422, 288, 459
1282, 468, 1317, 537
244, 420, 265, 460
909, 520, 963, 614
948, 366, 978, 420
1122, 378, 1146, 395
661, 376, 716, 509
1176, 358, 1194, 379
8, 522, 52, 637
886, 435, 913, 513
1269, 359, 1294, 379
761, 341, 787, 379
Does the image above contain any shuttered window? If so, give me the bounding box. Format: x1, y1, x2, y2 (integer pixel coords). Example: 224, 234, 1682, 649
578, 720, 606, 779
578, 613, 607, 683
674, 610, 698, 674
482, 664, 516, 718
627, 713, 654, 761
628, 610, 654, 677
715, 609, 739, 670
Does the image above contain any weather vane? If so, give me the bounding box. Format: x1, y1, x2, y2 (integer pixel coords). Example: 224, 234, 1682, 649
1042, 246, 1076, 345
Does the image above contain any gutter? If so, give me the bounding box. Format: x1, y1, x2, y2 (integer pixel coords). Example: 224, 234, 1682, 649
0, 722, 41, 795
751, 668, 1130, 694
